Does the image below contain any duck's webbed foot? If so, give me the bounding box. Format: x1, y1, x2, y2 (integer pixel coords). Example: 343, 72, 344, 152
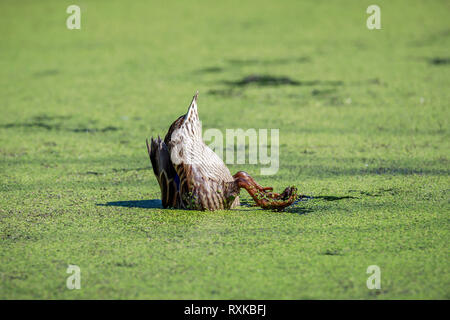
233, 171, 298, 211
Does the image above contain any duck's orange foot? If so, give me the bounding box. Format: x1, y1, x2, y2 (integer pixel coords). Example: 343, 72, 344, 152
233, 171, 298, 211
257, 186, 298, 211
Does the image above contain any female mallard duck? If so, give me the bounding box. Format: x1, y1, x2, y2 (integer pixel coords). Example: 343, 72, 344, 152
146, 92, 298, 211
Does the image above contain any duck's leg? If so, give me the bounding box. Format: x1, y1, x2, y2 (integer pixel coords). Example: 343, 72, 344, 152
233, 171, 274, 193
233, 171, 297, 211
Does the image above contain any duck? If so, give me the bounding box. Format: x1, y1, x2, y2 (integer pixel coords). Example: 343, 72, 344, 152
146, 91, 298, 211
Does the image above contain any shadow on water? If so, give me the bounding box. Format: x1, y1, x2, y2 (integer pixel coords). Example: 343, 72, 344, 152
284, 206, 314, 215
314, 195, 357, 201
238, 198, 256, 207
0, 123, 120, 133
97, 199, 162, 209
226, 57, 310, 66
196, 66, 224, 73
409, 29, 450, 47
97, 194, 356, 211
223, 74, 344, 87
195, 57, 310, 74
284, 194, 357, 214
428, 57, 450, 65
0, 114, 120, 133
33, 69, 60, 78
207, 88, 243, 97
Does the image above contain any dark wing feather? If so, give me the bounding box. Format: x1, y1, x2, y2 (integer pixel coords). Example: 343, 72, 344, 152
147, 137, 180, 208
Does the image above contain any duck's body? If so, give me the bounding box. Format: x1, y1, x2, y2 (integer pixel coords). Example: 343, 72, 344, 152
147, 92, 297, 211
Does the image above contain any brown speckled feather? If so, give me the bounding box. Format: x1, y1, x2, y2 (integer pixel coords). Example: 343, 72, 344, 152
164, 93, 239, 210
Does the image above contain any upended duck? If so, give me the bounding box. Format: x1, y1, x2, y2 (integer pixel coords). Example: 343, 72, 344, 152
146, 92, 298, 211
